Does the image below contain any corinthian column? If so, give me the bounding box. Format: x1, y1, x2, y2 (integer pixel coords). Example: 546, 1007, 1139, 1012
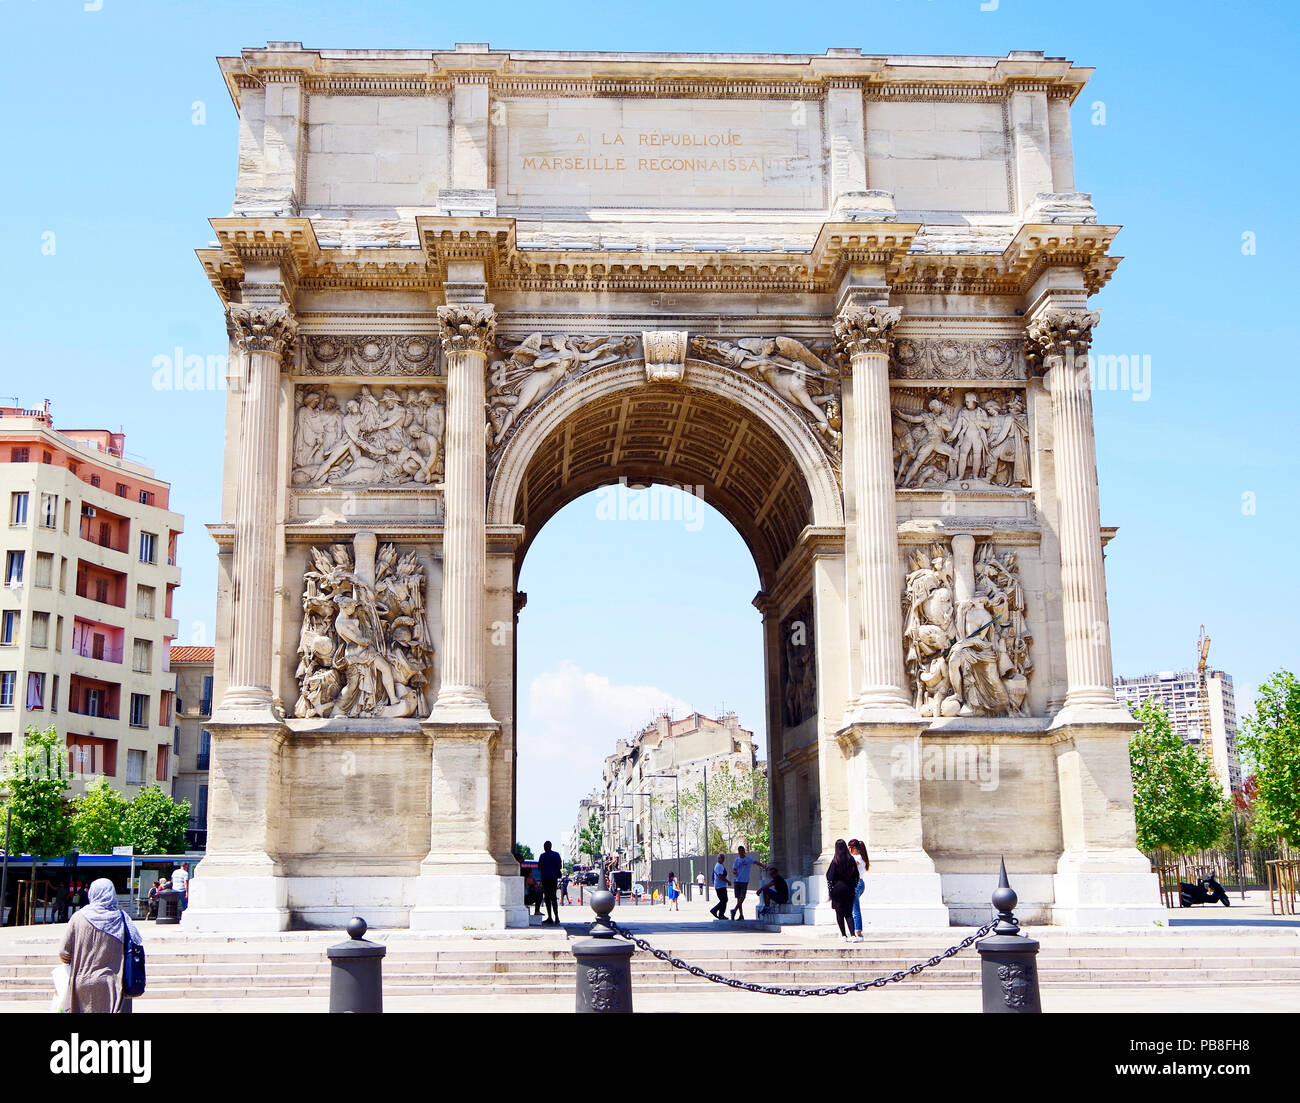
1025, 308, 1120, 715
433, 303, 496, 718
220, 300, 296, 713
834, 303, 912, 712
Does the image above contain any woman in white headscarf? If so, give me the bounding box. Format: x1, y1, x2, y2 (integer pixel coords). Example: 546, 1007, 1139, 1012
57, 878, 141, 1013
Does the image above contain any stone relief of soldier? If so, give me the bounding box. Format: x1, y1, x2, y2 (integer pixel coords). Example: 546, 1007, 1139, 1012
294, 535, 435, 719
487, 333, 638, 448
902, 540, 1033, 718
291, 384, 445, 488
690, 335, 842, 448
781, 599, 817, 729
891, 389, 1030, 489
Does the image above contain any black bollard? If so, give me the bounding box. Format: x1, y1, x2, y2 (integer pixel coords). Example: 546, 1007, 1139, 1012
977, 858, 1042, 1013
327, 917, 387, 1013
571, 889, 634, 1013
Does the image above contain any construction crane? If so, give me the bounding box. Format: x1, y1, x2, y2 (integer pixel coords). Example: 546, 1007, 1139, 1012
1197, 625, 1218, 780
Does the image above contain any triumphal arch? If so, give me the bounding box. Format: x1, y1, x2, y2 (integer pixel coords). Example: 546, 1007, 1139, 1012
186, 43, 1163, 930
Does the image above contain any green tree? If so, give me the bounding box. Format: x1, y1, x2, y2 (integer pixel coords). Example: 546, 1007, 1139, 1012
514, 842, 534, 861
577, 814, 603, 863
0, 726, 74, 857
676, 762, 769, 858
1128, 699, 1227, 860
1239, 670, 1300, 853
123, 785, 190, 853
72, 776, 129, 853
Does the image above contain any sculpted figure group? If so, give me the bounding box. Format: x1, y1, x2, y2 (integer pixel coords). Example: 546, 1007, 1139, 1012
892, 390, 1030, 489
902, 541, 1033, 718
291, 385, 445, 487
294, 538, 435, 719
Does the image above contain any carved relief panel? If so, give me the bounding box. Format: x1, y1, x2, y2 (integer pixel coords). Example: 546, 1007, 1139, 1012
291, 383, 445, 489
891, 386, 1030, 490
902, 538, 1033, 718
294, 533, 435, 720
781, 596, 817, 730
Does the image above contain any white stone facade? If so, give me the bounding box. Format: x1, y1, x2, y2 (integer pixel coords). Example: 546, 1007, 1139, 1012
185, 43, 1162, 931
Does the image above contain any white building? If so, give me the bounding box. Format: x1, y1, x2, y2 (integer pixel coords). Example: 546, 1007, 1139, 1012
1114, 670, 1242, 797
0, 402, 184, 798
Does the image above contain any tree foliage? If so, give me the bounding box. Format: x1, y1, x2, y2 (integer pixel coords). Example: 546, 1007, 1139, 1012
671, 761, 769, 862
1128, 699, 1227, 858
1239, 670, 1300, 852
123, 785, 190, 854
73, 777, 129, 853
576, 814, 603, 864
514, 842, 534, 861
0, 726, 74, 858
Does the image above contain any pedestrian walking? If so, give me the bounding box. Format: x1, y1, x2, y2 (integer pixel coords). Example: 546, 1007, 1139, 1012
665, 871, 681, 911
537, 840, 563, 925
709, 853, 729, 920
54, 881, 70, 925
848, 839, 869, 941
56, 879, 142, 1013
696, 871, 706, 902
559, 873, 571, 905
729, 845, 766, 921
825, 839, 859, 942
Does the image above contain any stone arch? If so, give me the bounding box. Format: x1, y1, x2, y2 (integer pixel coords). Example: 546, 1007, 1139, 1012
487, 358, 843, 586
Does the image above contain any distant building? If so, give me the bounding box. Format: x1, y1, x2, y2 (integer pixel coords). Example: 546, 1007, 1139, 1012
596, 711, 759, 880
170, 645, 213, 847
1114, 669, 1242, 797
568, 792, 603, 868
0, 401, 184, 798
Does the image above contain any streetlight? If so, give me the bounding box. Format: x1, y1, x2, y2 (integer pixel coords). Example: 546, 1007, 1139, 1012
645, 771, 681, 866
628, 793, 655, 880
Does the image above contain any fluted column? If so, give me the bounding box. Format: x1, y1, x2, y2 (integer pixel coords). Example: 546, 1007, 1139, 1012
220, 301, 296, 712
433, 303, 496, 717
834, 303, 912, 711
1026, 308, 1117, 712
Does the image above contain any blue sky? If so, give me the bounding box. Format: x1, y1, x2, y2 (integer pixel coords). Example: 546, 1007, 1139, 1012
1, 1, 1296, 851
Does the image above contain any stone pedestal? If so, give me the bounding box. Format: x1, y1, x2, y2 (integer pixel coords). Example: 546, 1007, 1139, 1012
182, 719, 291, 931
1049, 718, 1164, 927
408, 720, 529, 929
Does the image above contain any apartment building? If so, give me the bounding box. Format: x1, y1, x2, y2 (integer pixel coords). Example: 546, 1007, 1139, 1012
1114, 669, 1243, 798
0, 401, 184, 797
170, 645, 213, 847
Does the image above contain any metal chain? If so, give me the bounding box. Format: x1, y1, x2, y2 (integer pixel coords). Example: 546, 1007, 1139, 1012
604, 918, 996, 997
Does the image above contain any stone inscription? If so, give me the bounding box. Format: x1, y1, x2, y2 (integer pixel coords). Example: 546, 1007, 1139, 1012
498, 98, 825, 209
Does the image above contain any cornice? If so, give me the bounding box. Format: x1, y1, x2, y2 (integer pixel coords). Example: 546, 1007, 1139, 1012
218, 47, 1093, 110
196, 216, 1119, 304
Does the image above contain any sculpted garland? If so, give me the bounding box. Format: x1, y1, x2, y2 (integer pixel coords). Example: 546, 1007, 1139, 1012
294, 535, 435, 719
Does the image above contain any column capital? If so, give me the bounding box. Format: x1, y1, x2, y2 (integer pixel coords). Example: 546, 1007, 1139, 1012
225, 302, 297, 358
834, 303, 901, 361
1023, 307, 1099, 374
437, 303, 497, 356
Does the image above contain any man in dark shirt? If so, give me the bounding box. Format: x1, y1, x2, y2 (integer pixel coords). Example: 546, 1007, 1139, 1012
537, 840, 563, 925
757, 868, 790, 914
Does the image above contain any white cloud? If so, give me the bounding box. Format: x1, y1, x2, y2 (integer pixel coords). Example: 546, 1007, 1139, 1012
515, 661, 693, 854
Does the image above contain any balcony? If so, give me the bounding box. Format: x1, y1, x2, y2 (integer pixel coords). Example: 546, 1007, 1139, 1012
199, 696, 212, 717
72, 638, 124, 664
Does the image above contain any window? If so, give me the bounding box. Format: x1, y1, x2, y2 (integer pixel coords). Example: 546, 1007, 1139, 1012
116, 483, 128, 498
90, 474, 100, 488
41, 450, 51, 464
10, 492, 29, 525
30, 611, 48, 649
156, 745, 169, 782
132, 638, 151, 673
58, 557, 66, 592
159, 691, 172, 726
139, 489, 154, 506
39, 493, 57, 529
126, 748, 145, 785
34, 552, 52, 588
54, 616, 63, 652
26, 672, 44, 710
130, 692, 148, 728
97, 522, 111, 548
51, 674, 58, 714
173, 725, 181, 753
0, 734, 10, 751
85, 687, 102, 717
62, 499, 70, 534
136, 585, 155, 619
197, 784, 208, 825
5, 550, 23, 586
201, 675, 213, 716
94, 578, 109, 603
198, 729, 211, 770
10, 447, 29, 463
0, 672, 14, 708
139, 531, 157, 565
0, 610, 14, 645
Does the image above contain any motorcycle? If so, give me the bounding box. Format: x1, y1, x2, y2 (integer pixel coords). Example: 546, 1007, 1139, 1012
1178, 873, 1231, 907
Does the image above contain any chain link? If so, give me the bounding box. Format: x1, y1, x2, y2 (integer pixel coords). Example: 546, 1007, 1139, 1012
603, 918, 996, 997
